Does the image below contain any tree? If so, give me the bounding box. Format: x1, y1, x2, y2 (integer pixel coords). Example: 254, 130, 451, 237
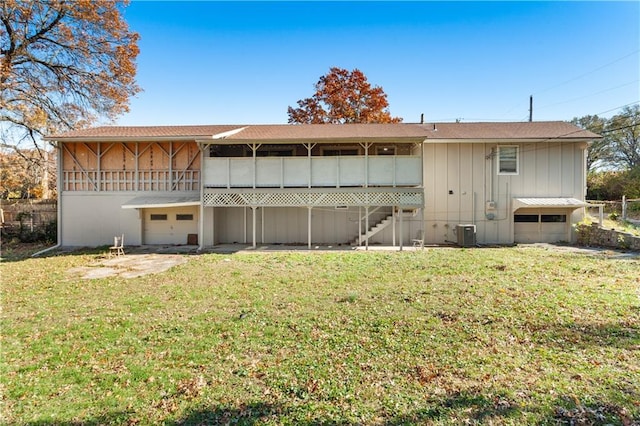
0, 147, 55, 199
288, 67, 402, 124
570, 115, 608, 172
1, 0, 140, 195
606, 105, 640, 170
572, 105, 640, 171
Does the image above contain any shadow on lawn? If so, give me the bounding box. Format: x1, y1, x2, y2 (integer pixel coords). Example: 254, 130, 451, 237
171, 393, 522, 425
22, 395, 635, 425
530, 319, 639, 350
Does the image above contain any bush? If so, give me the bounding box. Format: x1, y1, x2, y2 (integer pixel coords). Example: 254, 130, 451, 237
587, 167, 640, 200
2, 220, 57, 244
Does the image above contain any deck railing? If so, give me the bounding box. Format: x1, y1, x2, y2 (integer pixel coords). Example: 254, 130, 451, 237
62, 170, 200, 191
204, 156, 422, 188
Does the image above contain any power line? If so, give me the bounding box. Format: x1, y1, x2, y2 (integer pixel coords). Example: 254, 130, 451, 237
533, 49, 640, 96
500, 49, 640, 118
536, 80, 639, 110
599, 123, 639, 134
593, 101, 639, 116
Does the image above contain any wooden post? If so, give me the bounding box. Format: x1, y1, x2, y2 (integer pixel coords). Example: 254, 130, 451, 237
358, 206, 362, 245
308, 207, 312, 249
365, 206, 369, 250
392, 206, 396, 246
198, 144, 204, 251
169, 141, 173, 191
252, 206, 257, 248
599, 205, 604, 226
399, 207, 404, 251
97, 142, 101, 191
622, 195, 627, 220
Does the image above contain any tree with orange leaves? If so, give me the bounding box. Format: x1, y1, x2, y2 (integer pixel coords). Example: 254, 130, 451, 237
0, 0, 140, 170
288, 67, 402, 124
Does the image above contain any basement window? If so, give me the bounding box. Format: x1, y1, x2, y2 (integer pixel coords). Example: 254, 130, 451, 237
514, 214, 538, 223
541, 214, 567, 223
497, 146, 519, 175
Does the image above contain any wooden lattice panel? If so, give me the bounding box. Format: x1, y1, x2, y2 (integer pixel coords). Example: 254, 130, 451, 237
203, 190, 423, 207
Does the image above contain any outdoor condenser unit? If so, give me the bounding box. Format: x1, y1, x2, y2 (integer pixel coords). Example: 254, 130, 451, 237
456, 224, 476, 247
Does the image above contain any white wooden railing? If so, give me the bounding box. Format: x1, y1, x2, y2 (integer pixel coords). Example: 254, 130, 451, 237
204, 156, 422, 188
63, 170, 200, 191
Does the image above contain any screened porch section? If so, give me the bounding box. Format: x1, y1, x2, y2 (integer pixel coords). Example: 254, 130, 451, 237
202, 143, 423, 189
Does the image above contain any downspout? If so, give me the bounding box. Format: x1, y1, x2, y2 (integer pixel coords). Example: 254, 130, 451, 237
198, 144, 205, 252
33, 141, 62, 257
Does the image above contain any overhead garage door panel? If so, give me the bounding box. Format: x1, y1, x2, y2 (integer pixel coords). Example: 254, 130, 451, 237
144, 207, 198, 245
514, 209, 569, 243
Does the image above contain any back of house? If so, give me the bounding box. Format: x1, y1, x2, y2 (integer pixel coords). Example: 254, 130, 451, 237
45, 121, 599, 248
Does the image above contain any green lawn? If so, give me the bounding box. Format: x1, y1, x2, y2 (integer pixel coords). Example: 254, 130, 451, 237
1, 247, 638, 425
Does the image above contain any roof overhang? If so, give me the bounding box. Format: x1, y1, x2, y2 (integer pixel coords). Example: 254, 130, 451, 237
512, 197, 591, 212
121, 195, 200, 209
196, 137, 427, 145
424, 138, 593, 144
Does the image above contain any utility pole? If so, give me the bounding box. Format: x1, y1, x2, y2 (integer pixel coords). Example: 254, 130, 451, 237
529, 96, 533, 122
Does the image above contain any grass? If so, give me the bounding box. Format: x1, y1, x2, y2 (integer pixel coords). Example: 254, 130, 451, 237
585, 213, 640, 237
1, 247, 639, 425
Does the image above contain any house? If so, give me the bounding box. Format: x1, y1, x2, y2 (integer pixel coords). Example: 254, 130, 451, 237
45, 122, 600, 249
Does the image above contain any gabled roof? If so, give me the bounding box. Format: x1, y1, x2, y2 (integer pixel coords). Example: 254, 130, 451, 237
46, 121, 600, 142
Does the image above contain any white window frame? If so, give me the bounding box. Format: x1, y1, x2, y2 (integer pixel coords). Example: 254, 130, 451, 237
497, 145, 519, 175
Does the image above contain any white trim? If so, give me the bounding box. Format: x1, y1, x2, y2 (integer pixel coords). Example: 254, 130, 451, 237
121, 195, 201, 210
497, 145, 519, 175
512, 197, 591, 211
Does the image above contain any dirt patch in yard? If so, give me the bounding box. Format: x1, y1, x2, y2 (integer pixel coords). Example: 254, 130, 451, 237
68, 254, 187, 279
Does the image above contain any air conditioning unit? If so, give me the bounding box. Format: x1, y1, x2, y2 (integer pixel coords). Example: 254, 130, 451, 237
456, 224, 476, 247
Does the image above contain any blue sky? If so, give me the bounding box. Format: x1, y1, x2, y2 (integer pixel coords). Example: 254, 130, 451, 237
116, 1, 640, 126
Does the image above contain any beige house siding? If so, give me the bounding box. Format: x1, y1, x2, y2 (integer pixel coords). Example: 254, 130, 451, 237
422, 141, 586, 244
60, 193, 144, 246
209, 206, 421, 246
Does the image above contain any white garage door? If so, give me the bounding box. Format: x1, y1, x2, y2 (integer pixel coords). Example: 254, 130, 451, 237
144, 206, 198, 245
514, 209, 570, 243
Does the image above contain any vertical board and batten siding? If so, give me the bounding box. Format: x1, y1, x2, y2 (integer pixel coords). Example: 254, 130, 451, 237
423, 141, 585, 244
209, 206, 422, 246
213, 207, 361, 245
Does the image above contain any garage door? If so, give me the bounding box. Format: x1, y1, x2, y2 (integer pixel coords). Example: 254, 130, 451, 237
514, 209, 570, 243
144, 206, 198, 245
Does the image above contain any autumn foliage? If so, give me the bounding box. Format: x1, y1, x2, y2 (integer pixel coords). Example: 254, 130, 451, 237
0, 0, 140, 147
288, 67, 402, 124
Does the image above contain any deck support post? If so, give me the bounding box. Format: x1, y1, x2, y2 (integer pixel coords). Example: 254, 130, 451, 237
399, 207, 404, 251
308, 206, 312, 249
252, 206, 257, 248
392, 206, 396, 247
365, 206, 369, 250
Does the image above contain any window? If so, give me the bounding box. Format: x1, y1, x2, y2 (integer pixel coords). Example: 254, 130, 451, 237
322, 148, 359, 156
376, 146, 396, 155
541, 214, 566, 223
498, 146, 518, 175
254, 145, 294, 157
514, 214, 538, 223
150, 214, 167, 221
176, 214, 194, 221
